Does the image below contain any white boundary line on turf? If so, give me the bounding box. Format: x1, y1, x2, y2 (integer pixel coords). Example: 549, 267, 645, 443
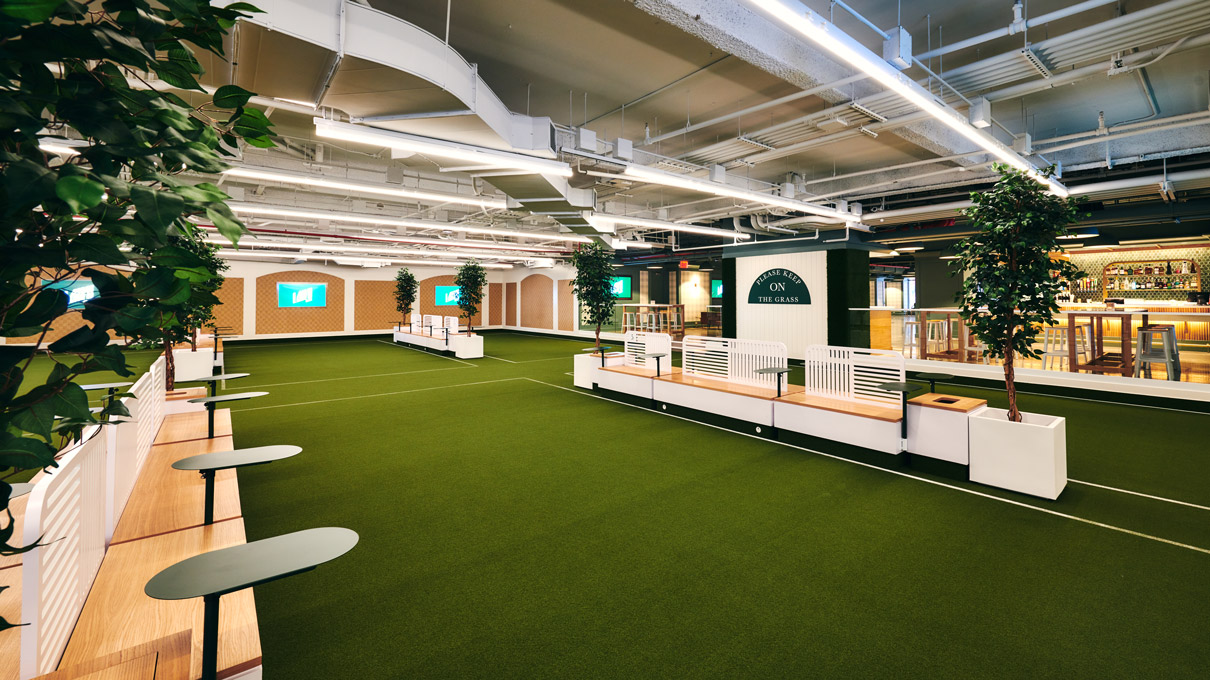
1067, 479, 1210, 512
238, 365, 471, 389
482, 355, 517, 363
238, 377, 526, 412
375, 339, 477, 366
524, 378, 1210, 557
227, 338, 378, 350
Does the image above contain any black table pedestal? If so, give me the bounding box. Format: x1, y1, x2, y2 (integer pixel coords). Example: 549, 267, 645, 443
203, 470, 216, 525
203, 594, 220, 680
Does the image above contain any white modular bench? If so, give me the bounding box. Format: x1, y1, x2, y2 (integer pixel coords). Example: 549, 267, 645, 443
393, 314, 484, 358
652, 336, 791, 427
906, 393, 988, 464
773, 345, 905, 454
594, 332, 674, 399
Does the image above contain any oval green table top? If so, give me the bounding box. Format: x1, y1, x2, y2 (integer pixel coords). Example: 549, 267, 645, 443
145, 527, 359, 601
178, 373, 251, 383
80, 381, 133, 391
187, 391, 269, 404
172, 445, 302, 472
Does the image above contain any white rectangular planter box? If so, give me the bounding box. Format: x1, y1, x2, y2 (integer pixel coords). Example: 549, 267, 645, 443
969, 408, 1067, 500
572, 352, 624, 389
773, 401, 901, 454
654, 379, 773, 428
908, 403, 985, 464
448, 334, 484, 359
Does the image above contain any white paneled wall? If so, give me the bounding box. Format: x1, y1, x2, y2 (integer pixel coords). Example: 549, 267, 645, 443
735, 251, 828, 360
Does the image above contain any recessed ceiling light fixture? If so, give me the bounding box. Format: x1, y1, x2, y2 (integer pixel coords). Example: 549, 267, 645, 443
222, 167, 508, 211
314, 118, 574, 177
895, 246, 924, 252
201, 237, 539, 263
746, 0, 1068, 197
227, 204, 590, 244
589, 213, 754, 240
621, 165, 850, 221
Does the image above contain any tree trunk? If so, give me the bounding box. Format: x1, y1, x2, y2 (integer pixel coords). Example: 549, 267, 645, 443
1003, 339, 1020, 423
163, 339, 175, 392
595, 325, 601, 349
190, 326, 197, 352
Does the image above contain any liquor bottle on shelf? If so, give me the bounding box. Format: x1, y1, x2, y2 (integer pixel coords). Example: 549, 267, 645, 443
1167, 261, 1173, 275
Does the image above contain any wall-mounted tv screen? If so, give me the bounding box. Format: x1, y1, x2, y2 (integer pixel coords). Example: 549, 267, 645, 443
277, 282, 328, 308
43, 279, 99, 310
610, 276, 632, 299
435, 285, 462, 306
711, 280, 723, 298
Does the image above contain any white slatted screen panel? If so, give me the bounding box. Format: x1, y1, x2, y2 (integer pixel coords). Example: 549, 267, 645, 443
623, 332, 672, 367
410, 312, 421, 333
443, 316, 460, 330
803, 345, 904, 407
682, 336, 788, 389
21, 428, 109, 678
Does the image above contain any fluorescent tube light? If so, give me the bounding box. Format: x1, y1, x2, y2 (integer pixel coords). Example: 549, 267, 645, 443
589, 213, 753, 240
314, 118, 573, 178
216, 249, 513, 268
227, 203, 590, 244
747, 0, 1068, 197
202, 237, 538, 262
621, 165, 849, 220
222, 167, 508, 210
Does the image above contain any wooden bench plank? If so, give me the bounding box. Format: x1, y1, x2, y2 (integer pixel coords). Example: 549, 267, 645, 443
655, 372, 803, 400
153, 410, 233, 445
110, 437, 240, 545
775, 392, 902, 422
33, 632, 190, 680
60, 521, 261, 680
908, 393, 988, 413
165, 388, 206, 402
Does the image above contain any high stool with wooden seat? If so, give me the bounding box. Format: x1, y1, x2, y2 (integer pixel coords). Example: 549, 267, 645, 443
903, 320, 920, 357
1041, 324, 1090, 370
925, 319, 949, 354
1135, 324, 1181, 380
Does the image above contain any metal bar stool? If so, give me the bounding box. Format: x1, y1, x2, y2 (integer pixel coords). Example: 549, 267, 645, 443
924, 319, 949, 354
1135, 324, 1181, 380
903, 320, 920, 358
1041, 325, 1090, 370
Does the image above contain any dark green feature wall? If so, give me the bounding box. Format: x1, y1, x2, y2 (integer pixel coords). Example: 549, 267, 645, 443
827, 249, 870, 348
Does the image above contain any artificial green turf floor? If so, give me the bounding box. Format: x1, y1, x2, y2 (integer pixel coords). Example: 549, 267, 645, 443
220, 332, 1210, 678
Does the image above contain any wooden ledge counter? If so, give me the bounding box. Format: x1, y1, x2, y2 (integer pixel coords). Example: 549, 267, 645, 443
907, 393, 988, 413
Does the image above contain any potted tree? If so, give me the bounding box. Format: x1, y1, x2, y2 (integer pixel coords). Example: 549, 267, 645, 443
394, 267, 418, 332
951, 164, 1085, 499
570, 241, 622, 388
454, 260, 486, 335
155, 232, 229, 390
570, 241, 616, 349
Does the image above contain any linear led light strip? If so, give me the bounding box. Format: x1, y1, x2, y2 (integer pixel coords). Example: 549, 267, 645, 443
216, 248, 514, 269
197, 224, 569, 254
227, 204, 590, 244
588, 213, 753, 240
314, 118, 574, 178
201, 237, 543, 263
620, 165, 851, 221
747, 0, 1068, 197
222, 167, 509, 211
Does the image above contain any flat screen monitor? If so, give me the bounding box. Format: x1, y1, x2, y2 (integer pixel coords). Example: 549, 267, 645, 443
435, 285, 462, 306
277, 282, 328, 308
43, 279, 99, 310
711, 280, 723, 298
610, 276, 632, 299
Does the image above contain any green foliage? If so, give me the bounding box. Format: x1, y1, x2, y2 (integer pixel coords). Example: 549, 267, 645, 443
0, 0, 272, 621
393, 268, 418, 320
454, 261, 487, 334
951, 164, 1085, 421
570, 242, 616, 347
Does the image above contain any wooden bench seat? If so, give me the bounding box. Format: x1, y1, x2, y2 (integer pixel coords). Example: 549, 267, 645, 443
908, 393, 987, 413
165, 387, 206, 402
110, 436, 240, 545
34, 632, 190, 680
655, 372, 803, 400
599, 365, 682, 378
153, 410, 233, 445
59, 521, 261, 680
774, 392, 901, 422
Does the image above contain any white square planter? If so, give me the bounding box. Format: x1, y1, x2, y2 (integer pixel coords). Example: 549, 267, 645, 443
969, 408, 1067, 500
573, 352, 624, 389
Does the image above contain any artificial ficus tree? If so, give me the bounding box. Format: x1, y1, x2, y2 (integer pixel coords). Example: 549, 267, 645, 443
0, 0, 273, 630
393, 268, 418, 325
951, 164, 1085, 422
570, 241, 615, 348
454, 261, 486, 335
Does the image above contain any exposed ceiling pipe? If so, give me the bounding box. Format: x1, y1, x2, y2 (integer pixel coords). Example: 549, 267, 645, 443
916, 0, 1122, 61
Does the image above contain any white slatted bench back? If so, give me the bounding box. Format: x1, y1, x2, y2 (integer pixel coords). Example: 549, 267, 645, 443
409, 313, 421, 333
422, 315, 440, 333
802, 345, 904, 407
443, 316, 460, 331
21, 428, 109, 679
623, 332, 672, 367
682, 336, 788, 389
108, 356, 166, 541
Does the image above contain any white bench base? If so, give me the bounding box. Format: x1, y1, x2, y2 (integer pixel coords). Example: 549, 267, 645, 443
596, 370, 655, 400
573, 352, 625, 389
653, 379, 774, 427
907, 403, 985, 465
773, 400, 902, 454
393, 331, 484, 359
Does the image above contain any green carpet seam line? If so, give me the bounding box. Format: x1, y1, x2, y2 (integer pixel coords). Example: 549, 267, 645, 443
236, 377, 527, 412
525, 378, 1210, 557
